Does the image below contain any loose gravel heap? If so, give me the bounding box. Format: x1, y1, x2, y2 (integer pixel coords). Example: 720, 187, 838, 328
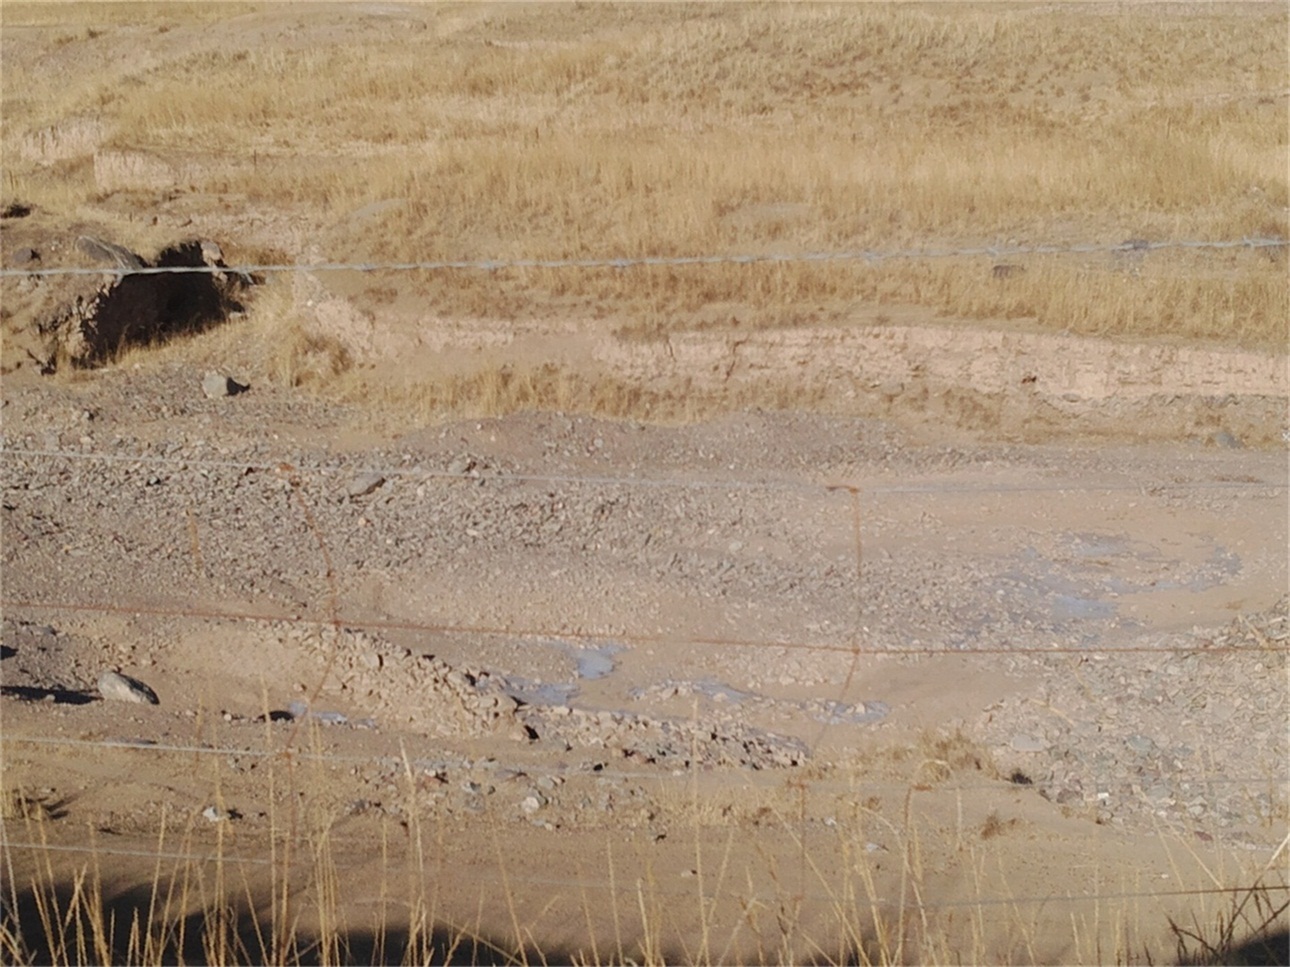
979, 597, 1288, 845
281, 622, 809, 769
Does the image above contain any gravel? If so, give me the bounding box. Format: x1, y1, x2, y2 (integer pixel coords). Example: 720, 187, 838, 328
1, 367, 1285, 845
979, 598, 1288, 843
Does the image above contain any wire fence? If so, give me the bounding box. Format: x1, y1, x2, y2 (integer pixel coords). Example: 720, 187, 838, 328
1, 837, 1285, 914
4, 594, 1287, 660
1, 236, 1286, 280
5, 443, 1288, 497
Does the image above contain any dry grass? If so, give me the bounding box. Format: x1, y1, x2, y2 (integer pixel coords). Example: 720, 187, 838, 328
3, 719, 1286, 964
2, 1, 1286, 370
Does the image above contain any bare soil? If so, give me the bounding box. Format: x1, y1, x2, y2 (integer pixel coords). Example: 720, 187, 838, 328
2, 337, 1287, 960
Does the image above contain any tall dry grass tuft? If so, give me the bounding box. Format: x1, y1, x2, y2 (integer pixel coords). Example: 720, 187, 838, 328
0, 721, 550, 966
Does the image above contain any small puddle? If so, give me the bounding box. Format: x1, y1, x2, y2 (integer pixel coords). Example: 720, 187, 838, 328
1048, 592, 1116, 622
631, 679, 890, 726
987, 539, 1245, 642
573, 642, 624, 680
498, 641, 891, 727
500, 639, 625, 706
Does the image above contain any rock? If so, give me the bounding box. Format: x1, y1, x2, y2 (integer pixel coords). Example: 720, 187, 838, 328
1125, 734, 1156, 755
992, 263, 1025, 279
286, 701, 349, 725
1144, 782, 1173, 804
201, 805, 238, 822
1009, 733, 1046, 753
447, 454, 476, 475
11, 247, 40, 267
97, 670, 160, 705
520, 793, 545, 814
346, 473, 385, 498
76, 235, 145, 271
201, 371, 245, 399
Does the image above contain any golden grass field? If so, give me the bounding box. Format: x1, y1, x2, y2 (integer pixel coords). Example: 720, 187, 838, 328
3, 1, 1287, 359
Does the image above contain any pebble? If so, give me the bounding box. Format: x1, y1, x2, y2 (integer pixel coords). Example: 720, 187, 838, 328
1009, 733, 1046, 753
97, 670, 159, 705
447, 454, 475, 475
346, 473, 385, 498
201, 371, 243, 399
1125, 734, 1156, 755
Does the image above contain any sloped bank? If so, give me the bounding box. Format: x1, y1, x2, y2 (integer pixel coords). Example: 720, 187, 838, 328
295, 282, 1289, 445
596, 323, 1290, 446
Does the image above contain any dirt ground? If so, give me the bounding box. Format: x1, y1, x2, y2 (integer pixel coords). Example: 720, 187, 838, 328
2, 345, 1288, 961
2, 3, 1288, 964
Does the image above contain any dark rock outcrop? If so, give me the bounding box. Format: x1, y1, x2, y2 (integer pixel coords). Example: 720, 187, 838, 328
39, 237, 253, 369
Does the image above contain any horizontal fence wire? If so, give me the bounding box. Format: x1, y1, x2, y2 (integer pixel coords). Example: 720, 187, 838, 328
5, 596, 1287, 658
1, 734, 1284, 793
1, 237, 1286, 280
4, 446, 1286, 498
1, 840, 1285, 912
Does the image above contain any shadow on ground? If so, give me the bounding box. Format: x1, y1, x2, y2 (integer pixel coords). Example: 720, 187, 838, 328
1176, 929, 1289, 967
2, 872, 1281, 964
0, 879, 575, 966
0, 684, 96, 705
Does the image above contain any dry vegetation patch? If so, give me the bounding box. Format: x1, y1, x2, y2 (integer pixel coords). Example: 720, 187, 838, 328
3, 1, 1286, 384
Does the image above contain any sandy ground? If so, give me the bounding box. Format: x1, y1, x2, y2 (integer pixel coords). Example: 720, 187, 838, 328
2, 191, 1287, 966
2, 352, 1287, 961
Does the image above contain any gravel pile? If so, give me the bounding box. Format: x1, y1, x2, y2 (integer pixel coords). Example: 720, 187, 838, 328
279, 622, 809, 769
981, 597, 1288, 844
279, 623, 527, 739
